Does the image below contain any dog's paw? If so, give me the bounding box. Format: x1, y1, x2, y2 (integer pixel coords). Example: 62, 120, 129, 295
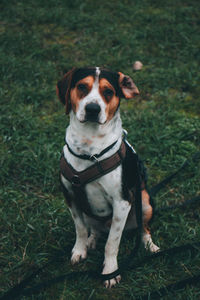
71, 247, 87, 264
144, 240, 160, 253
143, 233, 160, 253
148, 242, 160, 253
102, 258, 121, 288
103, 275, 121, 288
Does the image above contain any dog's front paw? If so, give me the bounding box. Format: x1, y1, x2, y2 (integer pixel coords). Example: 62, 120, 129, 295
71, 246, 87, 264
102, 259, 121, 288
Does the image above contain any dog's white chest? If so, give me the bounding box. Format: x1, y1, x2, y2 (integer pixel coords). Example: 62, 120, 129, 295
85, 166, 122, 217
61, 161, 122, 218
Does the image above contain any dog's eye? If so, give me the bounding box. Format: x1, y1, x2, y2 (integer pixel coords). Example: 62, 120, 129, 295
103, 89, 114, 98
77, 84, 88, 93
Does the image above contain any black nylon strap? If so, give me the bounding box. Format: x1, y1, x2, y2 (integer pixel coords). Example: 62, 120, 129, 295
2, 242, 199, 300
150, 151, 200, 196
65, 139, 118, 161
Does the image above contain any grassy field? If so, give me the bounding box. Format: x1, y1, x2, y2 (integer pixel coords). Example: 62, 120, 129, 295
0, 0, 200, 299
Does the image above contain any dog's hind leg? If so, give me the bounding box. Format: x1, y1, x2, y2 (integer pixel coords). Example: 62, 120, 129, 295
69, 203, 88, 264
84, 217, 101, 250
87, 227, 100, 250
142, 189, 160, 253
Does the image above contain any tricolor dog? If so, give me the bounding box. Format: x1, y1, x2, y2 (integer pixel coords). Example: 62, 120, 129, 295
57, 67, 159, 288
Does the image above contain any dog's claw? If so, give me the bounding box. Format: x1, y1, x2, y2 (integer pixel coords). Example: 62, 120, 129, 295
104, 275, 121, 288
150, 244, 160, 253
145, 242, 160, 253
71, 249, 87, 264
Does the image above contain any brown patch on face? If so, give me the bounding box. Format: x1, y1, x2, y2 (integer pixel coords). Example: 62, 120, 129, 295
99, 78, 120, 121
70, 76, 94, 113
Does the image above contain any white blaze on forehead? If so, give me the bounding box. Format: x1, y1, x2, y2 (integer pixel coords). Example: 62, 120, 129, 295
95, 67, 101, 78
93, 67, 100, 88
75, 66, 107, 124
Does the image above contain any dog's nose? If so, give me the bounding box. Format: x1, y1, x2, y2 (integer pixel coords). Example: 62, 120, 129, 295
85, 103, 101, 115
85, 103, 101, 122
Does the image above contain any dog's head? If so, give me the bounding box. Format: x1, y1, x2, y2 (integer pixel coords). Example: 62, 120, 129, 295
56, 67, 139, 124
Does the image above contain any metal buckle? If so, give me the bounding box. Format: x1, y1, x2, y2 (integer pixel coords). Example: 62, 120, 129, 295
89, 155, 104, 173
123, 129, 128, 138
71, 175, 81, 186
89, 155, 99, 162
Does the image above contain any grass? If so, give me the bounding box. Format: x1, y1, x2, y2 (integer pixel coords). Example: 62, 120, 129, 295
0, 0, 200, 299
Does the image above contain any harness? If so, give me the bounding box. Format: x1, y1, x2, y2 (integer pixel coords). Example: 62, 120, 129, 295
60, 138, 147, 222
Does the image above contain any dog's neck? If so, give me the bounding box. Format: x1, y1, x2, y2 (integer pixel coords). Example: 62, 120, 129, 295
66, 111, 123, 157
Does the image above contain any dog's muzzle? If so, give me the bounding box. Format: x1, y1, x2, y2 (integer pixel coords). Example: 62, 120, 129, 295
85, 103, 101, 122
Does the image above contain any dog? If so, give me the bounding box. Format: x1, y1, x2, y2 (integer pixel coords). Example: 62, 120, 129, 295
57, 67, 159, 288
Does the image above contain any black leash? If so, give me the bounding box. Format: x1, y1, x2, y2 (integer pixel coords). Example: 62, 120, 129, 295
1, 151, 200, 300
136, 274, 200, 300
1, 242, 200, 300
150, 151, 200, 197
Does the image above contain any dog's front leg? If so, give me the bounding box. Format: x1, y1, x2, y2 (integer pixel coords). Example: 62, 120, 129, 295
69, 203, 88, 264
102, 200, 131, 288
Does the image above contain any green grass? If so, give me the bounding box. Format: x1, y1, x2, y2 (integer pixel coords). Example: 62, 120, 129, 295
0, 0, 200, 299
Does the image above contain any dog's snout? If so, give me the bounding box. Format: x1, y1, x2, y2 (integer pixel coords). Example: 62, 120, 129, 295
85, 103, 101, 122
85, 103, 101, 115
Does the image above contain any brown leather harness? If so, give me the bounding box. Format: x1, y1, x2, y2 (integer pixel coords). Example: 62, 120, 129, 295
60, 141, 126, 187
60, 141, 127, 221
60, 137, 147, 223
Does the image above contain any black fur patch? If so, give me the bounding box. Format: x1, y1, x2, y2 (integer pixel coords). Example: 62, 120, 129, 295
70, 67, 123, 97
122, 141, 148, 201
99, 68, 123, 97
71, 68, 96, 88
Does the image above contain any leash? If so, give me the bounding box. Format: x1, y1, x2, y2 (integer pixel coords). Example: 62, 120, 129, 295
1, 151, 200, 300
1, 242, 200, 300
150, 151, 200, 197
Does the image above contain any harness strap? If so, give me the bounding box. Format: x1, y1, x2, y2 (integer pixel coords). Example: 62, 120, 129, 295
60, 140, 126, 221
60, 141, 126, 187
65, 139, 118, 161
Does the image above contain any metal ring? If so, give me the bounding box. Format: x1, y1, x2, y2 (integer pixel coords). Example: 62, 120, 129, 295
71, 175, 81, 186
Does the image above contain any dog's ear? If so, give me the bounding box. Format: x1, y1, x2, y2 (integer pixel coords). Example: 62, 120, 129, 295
118, 72, 139, 99
56, 68, 76, 114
